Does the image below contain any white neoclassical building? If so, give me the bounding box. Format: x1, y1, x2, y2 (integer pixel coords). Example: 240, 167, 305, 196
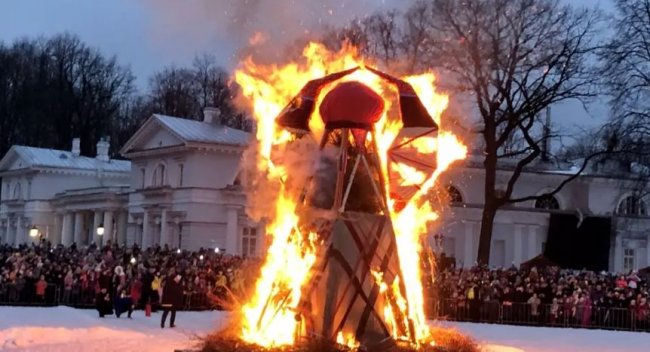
435, 154, 650, 272
1, 110, 650, 270
119, 108, 259, 254
0, 108, 261, 256
0, 138, 130, 246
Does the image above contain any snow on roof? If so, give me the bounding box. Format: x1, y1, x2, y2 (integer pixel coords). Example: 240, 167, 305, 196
3, 146, 130, 172
154, 114, 251, 146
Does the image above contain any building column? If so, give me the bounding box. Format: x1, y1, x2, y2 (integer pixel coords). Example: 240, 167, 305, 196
646, 236, 650, 268
142, 211, 151, 248
61, 213, 73, 246
463, 221, 474, 268
225, 206, 239, 254
117, 212, 128, 245
103, 211, 114, 244
4, 217, 11, 245
513, 225, 523, 266
52, 214, 62, 244
92, 211, 102, 245
73, 212, 84, 245
174, 222, 182, 248
159, 209, 169, 247
15, 216, 23, 245
614, 235, 624, 273
528, 226, 538, 260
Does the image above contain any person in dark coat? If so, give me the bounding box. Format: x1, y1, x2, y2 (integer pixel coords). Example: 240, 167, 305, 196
114, 289, 134, 318
96, 288, 113, 318
161, 274, 184, 328
141, 268, 154, 307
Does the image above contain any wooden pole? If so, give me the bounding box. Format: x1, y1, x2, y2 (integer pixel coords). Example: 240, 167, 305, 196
332, 128, 349, 211
339, 154, 361, 213
369, 129, 389, 207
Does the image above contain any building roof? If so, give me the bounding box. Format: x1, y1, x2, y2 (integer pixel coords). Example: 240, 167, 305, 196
154, 114, 251, 146
0, 145, 131, 173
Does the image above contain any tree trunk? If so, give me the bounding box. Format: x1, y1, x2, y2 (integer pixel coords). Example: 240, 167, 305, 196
477, 203, 497, 266
477, 145, 498, 266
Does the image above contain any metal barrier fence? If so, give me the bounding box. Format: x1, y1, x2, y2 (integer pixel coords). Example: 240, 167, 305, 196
0, 282, 217, 311
3, 283, 649, 333
436, 299, 650, 332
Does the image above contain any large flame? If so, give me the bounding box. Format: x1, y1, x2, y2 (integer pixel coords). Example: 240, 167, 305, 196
235, 42, 467, 348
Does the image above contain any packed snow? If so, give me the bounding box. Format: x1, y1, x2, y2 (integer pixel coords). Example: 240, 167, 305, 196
0, 306, 648, 351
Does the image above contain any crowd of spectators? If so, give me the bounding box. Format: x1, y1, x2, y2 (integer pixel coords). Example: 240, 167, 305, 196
434, 260, 650, 331
5, 241, 650, 332
0, 241, 259, 311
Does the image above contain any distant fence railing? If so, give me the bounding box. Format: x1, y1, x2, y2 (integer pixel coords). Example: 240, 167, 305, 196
434, 299, 650, 332
3, 283, 650, 333
0, 282, 217, 311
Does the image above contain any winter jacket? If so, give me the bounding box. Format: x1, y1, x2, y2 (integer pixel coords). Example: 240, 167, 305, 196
161, 279, 184, 308
35, 280, 47, 296
152, 276, 162, 291
130, 280, 142, 303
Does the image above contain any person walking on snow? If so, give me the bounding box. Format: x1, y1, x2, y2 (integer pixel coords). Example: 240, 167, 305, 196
161, 274, 184, 328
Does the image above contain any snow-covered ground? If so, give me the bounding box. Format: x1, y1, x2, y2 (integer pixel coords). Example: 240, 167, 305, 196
0, 306, 648, 351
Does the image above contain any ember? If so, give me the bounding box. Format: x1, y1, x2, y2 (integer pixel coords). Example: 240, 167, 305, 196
233, 42, 467, 350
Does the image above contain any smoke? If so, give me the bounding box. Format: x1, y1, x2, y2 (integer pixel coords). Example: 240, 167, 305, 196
142, 0, 411, 68
241, 136, 321, 222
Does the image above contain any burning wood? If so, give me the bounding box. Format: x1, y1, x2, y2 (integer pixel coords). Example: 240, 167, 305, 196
233, 42, 468, 350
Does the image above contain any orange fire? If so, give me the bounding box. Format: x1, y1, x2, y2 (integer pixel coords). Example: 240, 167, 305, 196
235, 42, 467, 348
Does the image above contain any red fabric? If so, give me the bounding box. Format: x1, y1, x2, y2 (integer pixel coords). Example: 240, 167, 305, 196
319, 81, 384, 129
35, 280, 47, 296
130, 280, 142, 304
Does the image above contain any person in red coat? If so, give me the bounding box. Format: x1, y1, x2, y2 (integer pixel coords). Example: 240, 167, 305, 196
35, 275, 47, 302
130, 276, 142, 308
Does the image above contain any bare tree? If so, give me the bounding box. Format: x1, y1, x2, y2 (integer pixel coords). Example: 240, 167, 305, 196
601, 0, 650, 139
400, 1, 434, 73
0, 33, 134, 157
364, 11, 401, 69
148, 54, 248, 129
148, 65, 198, 119
423, 0, 603, 264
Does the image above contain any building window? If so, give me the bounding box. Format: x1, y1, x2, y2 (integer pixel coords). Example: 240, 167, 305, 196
618, 195, 646, 216
12, 183, 22, 200
140, 168, 146, 189
624, 248, 635, 271
242, 227, 258, 257
447, 186, 463, 204
179, 164, 184, 187
535, 195, 560, 210
152, 164, 167, 187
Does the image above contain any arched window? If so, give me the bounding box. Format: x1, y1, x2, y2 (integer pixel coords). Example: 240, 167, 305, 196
535, 195, 560, 210
447, 186, 463, 204
151, 164, 167, 187
12, 183, 22, 200
618, 195, 647, 216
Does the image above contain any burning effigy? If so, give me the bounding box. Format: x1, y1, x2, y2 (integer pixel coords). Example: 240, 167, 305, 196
209, 42, 469, 351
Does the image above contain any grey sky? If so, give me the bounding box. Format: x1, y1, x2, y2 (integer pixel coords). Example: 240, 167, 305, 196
0, 0, 616, 133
